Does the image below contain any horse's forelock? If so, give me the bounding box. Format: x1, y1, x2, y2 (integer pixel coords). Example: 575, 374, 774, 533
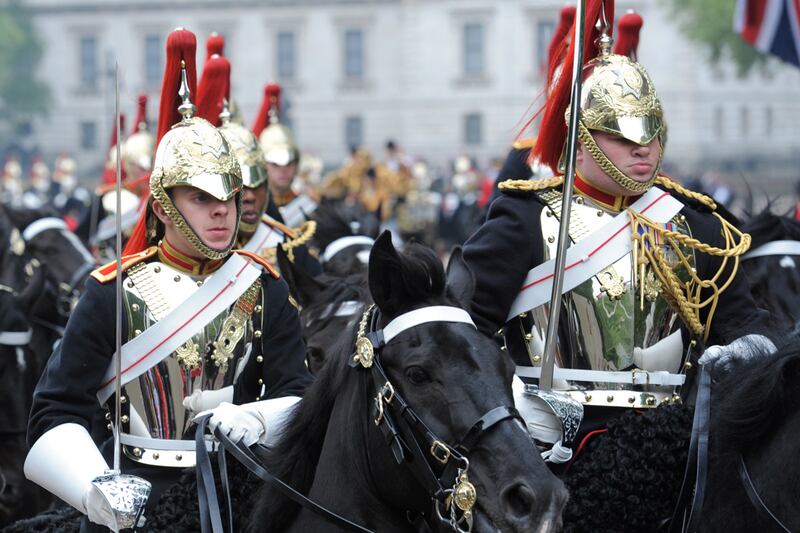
393, 242, 447, 302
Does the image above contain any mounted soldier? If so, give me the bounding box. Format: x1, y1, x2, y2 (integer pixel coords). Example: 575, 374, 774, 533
23, 28, 312, 531
252, 83, 318, 228
194, 51, 321, 278
462, 1, 775, 467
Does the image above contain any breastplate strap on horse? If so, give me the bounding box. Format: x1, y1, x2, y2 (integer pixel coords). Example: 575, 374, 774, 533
506, 187, 682, 319
96, 253, 262, 403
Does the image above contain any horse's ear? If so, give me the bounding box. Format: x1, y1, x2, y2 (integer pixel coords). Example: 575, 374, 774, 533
445, 246, 475, 310
276, 246, 325, 308
368, 230, 403, 316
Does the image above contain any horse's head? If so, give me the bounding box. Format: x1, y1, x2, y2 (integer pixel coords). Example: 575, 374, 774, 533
278, 246, 371, 374
356, 231, 566, 532
312, 200, 380, 277
8, 208, 97, 320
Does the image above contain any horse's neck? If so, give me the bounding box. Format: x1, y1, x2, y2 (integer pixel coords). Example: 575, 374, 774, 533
294, 388, 414, 533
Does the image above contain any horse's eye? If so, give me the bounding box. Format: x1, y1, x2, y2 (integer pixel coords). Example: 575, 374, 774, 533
405, 365, 429, 385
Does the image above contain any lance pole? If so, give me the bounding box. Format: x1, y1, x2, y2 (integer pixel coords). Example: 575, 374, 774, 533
539, 0, 588, 391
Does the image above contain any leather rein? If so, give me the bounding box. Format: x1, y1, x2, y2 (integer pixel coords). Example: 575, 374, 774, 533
197, 303, 522, 533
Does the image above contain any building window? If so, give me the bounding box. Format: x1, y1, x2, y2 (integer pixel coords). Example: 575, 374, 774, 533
536, 20, 556, 73
463, 23, 484, 75
765, 106, 773, 137
344, 29, 364, 79
144, 34, 162, 86
79, 36, 98, 88
345, 116, 363, 149
713, 107, 724, 140
277, 31, 296, 81
80, 121, 97, 150
464, 113, 482, 145
740, 106, 749, 138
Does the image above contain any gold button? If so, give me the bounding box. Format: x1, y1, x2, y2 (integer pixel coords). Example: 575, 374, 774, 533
519, 312, 527, 318
254, 330, 262, 338
105, 412, 111, 420
254, 305, 263, 313
607, 394, 614, 403
256, 355, 264, 363
134, 329, 142, 336
154, 266, 161, 273
131, 303, 140, 312
547, 236, 555, 243
176, 454, 183, 461
500, 346, 506, 351
532, 355, 541, 363
106, 423, 112, 430
152, 453, 159, 460
575, 196, 584, 205
628, 396, 635, 404
121, 415, 129, 423
258, 378, 263, 385
597, 211, 604, 217
545, 210, 553, 217
174, 275, 181, 282
524, 333, 532, 340
684, 361, 693, 370
133, 447, 142, 457
120, 395, 127, 404
645, 396, 656, 406
197, 280, 203, 287
127, 281, 134, 288
585, 393, 593, 401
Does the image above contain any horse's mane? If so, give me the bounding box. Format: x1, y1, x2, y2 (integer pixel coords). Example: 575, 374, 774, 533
740, 207, 800, 247
251, 242, 449, 531
312, 201, 380, 250
711, 337, 800, 452
303, 271, 370, 330
4, 206, 59, 231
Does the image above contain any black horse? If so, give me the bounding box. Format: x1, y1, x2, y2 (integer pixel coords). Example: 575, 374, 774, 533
312, 199, 381, 277
739, 209, 800, 331
277, 245, 370, 375
0, 276, 52, 527
251, 232, 567, 532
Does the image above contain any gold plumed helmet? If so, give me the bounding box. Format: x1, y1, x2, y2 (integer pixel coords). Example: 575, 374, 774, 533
569, 34, 665, 193
122, 126, 155, 179
219, 100, 268, 233
148, 63, 243, 260
255, 83, 299, 166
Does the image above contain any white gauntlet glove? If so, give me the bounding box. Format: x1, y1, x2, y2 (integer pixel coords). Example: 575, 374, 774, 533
182, 385, 234, 414
698, 334, 777, 377
197, 396, 301, 447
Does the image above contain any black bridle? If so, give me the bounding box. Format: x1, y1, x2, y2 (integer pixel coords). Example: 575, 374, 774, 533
197, 303, 522, 533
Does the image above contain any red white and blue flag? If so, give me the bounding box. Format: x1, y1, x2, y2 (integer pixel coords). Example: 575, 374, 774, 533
734, 0, 800, 67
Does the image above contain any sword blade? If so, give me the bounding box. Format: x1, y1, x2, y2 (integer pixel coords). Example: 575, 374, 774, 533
113, 61, 123, 474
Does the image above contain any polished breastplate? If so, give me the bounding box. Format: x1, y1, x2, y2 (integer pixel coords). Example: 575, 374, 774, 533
119, 260, 260, 466
510, 191, 694, 408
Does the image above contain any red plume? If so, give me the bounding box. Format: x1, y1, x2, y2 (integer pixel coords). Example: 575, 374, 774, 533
531, 0, 615, 174
125, 28, 197, 256
545, 5, 577, 86
613, 10, 643, 60
155, 28, 198, 149
101, 112, 126, 185
252, 83, 282, 136
131, 94, 148, 134
196, 55, 230, 127
206, 32, 225, 61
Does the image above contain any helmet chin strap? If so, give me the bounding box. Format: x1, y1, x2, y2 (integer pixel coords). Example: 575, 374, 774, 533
578, 122, 662, 194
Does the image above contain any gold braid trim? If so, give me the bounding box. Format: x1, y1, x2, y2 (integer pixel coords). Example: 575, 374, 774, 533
498, 176, 565, 192
628, 208, 751, 341
577, 122, 660, 194
280, 220, 317, 263
654, 175, 717, 211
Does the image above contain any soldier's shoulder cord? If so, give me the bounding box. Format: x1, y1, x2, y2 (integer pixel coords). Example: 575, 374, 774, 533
90, 246, 158, 284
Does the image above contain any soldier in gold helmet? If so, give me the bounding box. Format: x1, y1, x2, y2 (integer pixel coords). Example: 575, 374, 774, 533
462, 1, 773, 473
253, 83, 318, 228
24, 29, 311, 532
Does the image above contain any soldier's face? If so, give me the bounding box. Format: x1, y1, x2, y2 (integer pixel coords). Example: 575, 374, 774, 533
154, 186, 237, 257
577, 131, 661, 196
240, 185, 268, 233
267, 162, 297, 194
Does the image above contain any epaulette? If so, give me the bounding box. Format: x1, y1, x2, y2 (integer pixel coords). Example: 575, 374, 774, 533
90, 246, 158, 284
498, 176, 564, 195
263, 215, 296, 239
233, 249, 280, 279
511, 137, 537, 150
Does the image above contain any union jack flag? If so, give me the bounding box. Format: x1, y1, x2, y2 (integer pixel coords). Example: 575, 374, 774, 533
734, 0, 800, 67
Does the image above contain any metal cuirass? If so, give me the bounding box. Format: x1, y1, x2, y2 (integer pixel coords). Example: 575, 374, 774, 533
118, 260, 261, 466
510, 190, 695, 409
